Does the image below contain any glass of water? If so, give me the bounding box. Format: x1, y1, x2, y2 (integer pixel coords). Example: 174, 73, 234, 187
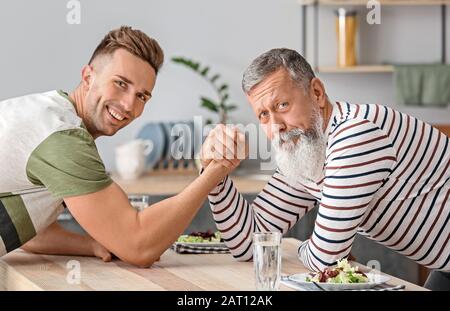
128, 194, 150, 211
253, 232, 282, 291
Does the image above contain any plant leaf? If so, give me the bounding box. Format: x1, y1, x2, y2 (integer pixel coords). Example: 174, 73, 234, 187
200, 67, 210, 76
172, 57, 198, 72
172, 57, 238, 115
171, 56, 185, 63
224, 104, 237, 112
192, 62, 200, 71
218, 84, 228, 93
210, 74, 220, 83
200, 97, 219, 112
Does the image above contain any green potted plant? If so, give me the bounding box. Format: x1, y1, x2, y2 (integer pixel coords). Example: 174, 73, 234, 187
172, 56, 238, 124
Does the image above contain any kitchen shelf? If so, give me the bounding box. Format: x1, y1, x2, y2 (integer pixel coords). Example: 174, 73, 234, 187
317, 65, 394, 73
299, 0, 450, 6
300, 0, 448, 72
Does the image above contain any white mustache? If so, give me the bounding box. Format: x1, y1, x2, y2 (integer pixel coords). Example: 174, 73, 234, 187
279, 128, 304, 142
274, 128, 313, 149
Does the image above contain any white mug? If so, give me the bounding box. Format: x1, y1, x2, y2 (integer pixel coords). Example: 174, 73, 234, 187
115, 139, 153, 180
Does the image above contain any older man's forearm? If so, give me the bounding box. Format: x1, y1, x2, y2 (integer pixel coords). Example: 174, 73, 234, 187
209, 170, 317, 261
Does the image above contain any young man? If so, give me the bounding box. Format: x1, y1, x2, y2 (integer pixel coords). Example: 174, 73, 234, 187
0, 26, 233, 267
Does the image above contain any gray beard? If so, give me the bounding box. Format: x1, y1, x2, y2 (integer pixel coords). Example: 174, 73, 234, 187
272, 112, 327, 185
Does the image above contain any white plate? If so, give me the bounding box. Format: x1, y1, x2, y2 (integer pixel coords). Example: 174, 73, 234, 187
288, 272, 390, 291
137, 122, 165, 169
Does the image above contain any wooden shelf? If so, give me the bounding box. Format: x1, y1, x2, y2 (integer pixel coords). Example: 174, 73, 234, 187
300, 0, 448, 72
317, 65, 394, 73
299, 0, 450, 6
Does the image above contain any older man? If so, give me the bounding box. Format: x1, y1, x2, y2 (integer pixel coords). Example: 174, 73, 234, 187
200, 48, 449, 289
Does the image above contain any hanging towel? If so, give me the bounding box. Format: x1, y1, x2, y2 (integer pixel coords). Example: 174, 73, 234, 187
394, 63, 450, 107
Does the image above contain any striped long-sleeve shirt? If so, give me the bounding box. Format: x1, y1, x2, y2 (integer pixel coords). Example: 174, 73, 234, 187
208, 101, 450, 272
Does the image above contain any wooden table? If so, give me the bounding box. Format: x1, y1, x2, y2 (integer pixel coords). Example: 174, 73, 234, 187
111, 170, 269, 195
0, 238, 425, 291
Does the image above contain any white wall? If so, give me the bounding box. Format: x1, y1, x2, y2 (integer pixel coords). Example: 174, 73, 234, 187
1, 0, 449, 170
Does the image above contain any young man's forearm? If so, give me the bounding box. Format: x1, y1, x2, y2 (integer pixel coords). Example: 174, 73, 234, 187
64, 161, 230, 267
21, 222, 111, 261
133, 162, 229, 265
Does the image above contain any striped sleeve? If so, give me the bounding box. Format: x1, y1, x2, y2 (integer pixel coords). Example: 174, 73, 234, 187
208, 170, 317, 261
298, 119, 397, 271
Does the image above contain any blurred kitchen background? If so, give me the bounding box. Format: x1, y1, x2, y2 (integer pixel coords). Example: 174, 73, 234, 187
1, 0, 449, 286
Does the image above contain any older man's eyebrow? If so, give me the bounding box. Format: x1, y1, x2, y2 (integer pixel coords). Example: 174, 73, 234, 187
116, 74, 152, 98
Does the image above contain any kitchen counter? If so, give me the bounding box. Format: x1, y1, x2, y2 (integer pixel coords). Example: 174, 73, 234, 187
0, 238, 426, 291
111, 169, 269, 195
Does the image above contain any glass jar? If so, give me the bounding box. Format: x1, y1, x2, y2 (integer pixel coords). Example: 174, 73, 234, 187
335, 8, 358, 67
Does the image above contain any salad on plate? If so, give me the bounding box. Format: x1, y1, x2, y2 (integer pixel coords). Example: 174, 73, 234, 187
305, 259, 369, 284
176, 230, 223, 244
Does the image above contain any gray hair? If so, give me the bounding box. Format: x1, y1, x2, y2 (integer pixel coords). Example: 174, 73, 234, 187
242, 48, 315, 94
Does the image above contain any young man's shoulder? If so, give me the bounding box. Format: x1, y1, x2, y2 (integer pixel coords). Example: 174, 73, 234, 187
3, 89, 79, 120
1, 90, 83, 139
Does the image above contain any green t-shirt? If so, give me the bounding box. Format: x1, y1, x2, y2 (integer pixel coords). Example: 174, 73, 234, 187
0, 90, 112, 255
